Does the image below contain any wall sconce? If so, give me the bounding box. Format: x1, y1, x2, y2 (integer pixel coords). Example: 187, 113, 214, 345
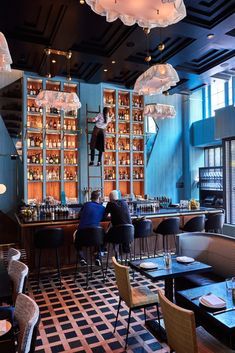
0, 184, 7, 195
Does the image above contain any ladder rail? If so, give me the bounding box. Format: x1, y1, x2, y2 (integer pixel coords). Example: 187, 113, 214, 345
86, 104, 103, 198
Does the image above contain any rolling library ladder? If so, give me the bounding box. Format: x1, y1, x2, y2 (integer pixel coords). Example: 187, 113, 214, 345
86, 104, 103, 199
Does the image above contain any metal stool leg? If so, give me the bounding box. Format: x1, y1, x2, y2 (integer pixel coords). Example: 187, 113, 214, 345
145, 238, 150, 258
105, 243, 111, 276
55, 248, 62, 288
86, 247, 89, 288
74, 251, 79, 282
37, 248, 42, 290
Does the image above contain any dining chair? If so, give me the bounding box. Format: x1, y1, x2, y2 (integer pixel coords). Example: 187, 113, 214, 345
7, 248, 21, 270
8, 260, 29, 304
158, 290, 234, 353
112, 256, 160, 349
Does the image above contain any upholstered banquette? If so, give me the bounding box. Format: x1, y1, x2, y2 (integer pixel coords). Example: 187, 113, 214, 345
175, 232, 235, 290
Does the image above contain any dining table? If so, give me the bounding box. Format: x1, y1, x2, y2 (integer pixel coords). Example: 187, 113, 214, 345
129, 256, 212, 339
176, 281, 235, 349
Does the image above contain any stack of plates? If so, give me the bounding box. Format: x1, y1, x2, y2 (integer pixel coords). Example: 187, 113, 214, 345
176, 256, 195, 263
199, 294, 226, 309
139, 262, 158, 270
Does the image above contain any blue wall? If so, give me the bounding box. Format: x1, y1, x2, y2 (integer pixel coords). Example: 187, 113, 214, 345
0, 115, 23, 214
145, 94, 184, 203
183, 90, 204, 200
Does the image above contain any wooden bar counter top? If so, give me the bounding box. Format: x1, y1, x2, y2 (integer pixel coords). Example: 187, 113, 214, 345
15, 207, 223, 271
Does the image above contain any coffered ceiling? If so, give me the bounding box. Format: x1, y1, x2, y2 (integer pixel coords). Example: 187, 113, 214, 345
1, 0, 235, 94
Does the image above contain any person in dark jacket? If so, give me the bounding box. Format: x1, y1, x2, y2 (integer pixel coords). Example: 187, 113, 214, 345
75, 190, 105, 266
105, 190, 132, 256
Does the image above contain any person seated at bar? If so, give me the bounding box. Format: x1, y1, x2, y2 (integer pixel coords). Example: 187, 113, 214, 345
76, 190, 105, 266
89, 107, 112, 166
105, 190, 132, 256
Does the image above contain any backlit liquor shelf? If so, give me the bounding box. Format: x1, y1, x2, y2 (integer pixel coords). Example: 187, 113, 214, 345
103, 87, 145, 199
23, 76, 80, 204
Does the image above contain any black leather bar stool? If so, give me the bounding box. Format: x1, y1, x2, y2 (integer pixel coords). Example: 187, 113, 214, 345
182, 214, 205, 232
153, 217, 180, 255
132, 219, 152, 259
205, 213, 224, 233
105, 224, 134, 274
74, 226, 105, 287
34, 228, 64, 288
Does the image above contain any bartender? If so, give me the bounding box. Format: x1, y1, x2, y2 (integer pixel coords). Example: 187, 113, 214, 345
89, 107, 112, 166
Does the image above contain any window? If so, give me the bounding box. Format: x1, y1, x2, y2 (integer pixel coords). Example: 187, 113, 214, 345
228, 77, 233, 106
204, 146, 222, 167
224, 139, 235, 224
146, 116, 157, 133
204, 86, 210, 119
211, 79, 225, 116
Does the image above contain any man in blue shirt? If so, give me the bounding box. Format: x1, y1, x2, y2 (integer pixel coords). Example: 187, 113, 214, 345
75, 190, 105, 266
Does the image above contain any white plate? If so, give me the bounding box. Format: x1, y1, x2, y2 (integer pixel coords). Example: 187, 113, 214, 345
199, 296, 226, 309
139, 262, 158, 270
176, 256, 195, 263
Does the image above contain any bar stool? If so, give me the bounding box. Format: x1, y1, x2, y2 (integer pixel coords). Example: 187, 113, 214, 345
153, 217, 180, 255
205, 213, 224, 233
34, 228, 64, 288
74, 226, 105, 287
182, 215, 205, 232
105, 224, 134, 274
132, 218, 152, 259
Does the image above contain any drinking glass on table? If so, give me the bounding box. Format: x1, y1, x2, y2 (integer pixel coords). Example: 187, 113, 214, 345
226, 277, 235, 293
163, 252, 172, 269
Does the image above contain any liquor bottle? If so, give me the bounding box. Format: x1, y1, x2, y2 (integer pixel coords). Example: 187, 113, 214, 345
48, 139, 52, 149
53, 139, 57, 148
53, 120, 57, 129
57, 140, 61, 148
30, 137, 35, 147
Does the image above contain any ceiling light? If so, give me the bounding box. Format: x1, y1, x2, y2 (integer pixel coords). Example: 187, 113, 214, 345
207, 33, 214, 39
111, 60, 116, 64
144, 104, 176, 119
134, 63, 179, 95
52, 59, 56, 63
104, 68, 108, 72
0, 184, 7, 195
80, 0, 85, 4
0, 32, 12, 72
35, 48, 81, 112
85, 0, 186, 30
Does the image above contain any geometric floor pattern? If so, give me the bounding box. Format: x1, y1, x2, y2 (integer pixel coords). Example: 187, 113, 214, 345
27, 267, 169, 353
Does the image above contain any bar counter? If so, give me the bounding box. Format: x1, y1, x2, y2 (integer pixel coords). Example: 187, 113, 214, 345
15, 207, 223, 270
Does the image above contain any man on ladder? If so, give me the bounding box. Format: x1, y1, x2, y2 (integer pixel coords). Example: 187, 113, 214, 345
89, 107, 112, 166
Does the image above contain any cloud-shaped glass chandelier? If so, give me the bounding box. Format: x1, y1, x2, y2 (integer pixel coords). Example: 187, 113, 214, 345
35, 49, 81, 112
144, 103, 176, 119
134, 63, 179, 95
85, 0, 186, 30
0, 32, 12, 72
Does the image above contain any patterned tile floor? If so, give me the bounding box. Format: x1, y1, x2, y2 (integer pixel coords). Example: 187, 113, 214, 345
27, 265, 168, 353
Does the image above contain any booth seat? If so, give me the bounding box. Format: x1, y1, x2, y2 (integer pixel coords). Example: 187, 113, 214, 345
175, 232, 235, 290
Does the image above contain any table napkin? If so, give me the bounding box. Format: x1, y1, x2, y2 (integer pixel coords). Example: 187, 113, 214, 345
201, 294, 225, 308
0, 320, 7, 332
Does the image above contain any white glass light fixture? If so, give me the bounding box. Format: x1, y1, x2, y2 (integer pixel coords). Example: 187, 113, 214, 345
0, 183, 7, 195
35, 48, 81, 112
0, 32, 12, 72
144, 103, 176, 119
35, 90, 81, 112
134, 63, 179, 95
85, 0, 186, 30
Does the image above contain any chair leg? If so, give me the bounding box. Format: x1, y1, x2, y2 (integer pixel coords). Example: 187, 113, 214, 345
37, 249, 42, 290
140, 238, 142, 259
89, 248, 93, 279
86, 248, 89, 288
156, 303, 161, 328
74, 251, 79, 282
146, 238, 150, 258
133, 238, 136, 260
105, 243, 111, 276
144, 307, 146, 323
55, 248, 62, 288
125, 308, 132, 350
114, 297, 122, 333
154, 236, 157, 257
100, 257, 105, 283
